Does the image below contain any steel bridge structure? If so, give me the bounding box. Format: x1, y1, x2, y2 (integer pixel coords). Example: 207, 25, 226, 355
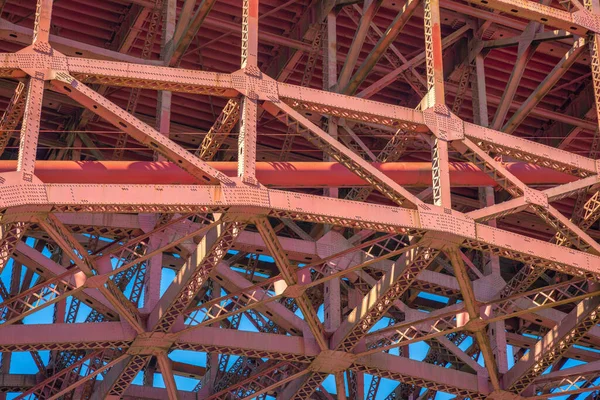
2, 0, 600, 398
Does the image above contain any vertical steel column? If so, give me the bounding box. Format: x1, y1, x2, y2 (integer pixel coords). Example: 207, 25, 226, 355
32, 0, 52, 44
471, 52, 488, 127
143, 357, 156, 387
323, 11, 337, 87
323, 11, 339, 200
470, 44, 501, 278
423, 0, 451, 207
431, 136, 451, 207
238, 96, 258, 185
17, 0, 53, 180
323, 10, 341, 335
156, 0, 176, 140
201, 280, 222, 395
423, 0, 444, 107
478, 158, 508, 374
335, 371, 347, 400
71, 136, 81, 161
144, 0, 176, 314
156, 352, 179, 400
587, 0, 600, 135
52, 286, 66, 370
470, 43, 507, 376
143, 234, 163, 312
0, 352, 8, 400
191, 280, 220, 395
0, 250, 23, 400
479, 189, 500, 276
16, 76, 44, 181
238, 0, 259, 185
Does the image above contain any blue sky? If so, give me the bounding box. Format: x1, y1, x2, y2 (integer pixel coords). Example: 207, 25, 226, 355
1, 242, 596, 399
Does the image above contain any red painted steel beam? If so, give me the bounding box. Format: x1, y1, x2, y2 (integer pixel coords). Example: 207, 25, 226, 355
0, 160, 576, 187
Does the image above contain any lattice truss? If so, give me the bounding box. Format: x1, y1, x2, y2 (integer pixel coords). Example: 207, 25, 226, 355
2, 0, 600, 399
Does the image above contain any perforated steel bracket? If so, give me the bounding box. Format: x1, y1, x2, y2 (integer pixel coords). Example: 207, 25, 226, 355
282, 283, 307, 299
308, 350, 356, 373
231, 68, 279, 101
423, 105, 465, 141
127, 332, 176, 355
17, 46, 67, 80
573, 9, 600, 33
417, 203, 476, 241
524, 188, 548, 209
212, 180, 270, 209
0, 172, 48, 209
